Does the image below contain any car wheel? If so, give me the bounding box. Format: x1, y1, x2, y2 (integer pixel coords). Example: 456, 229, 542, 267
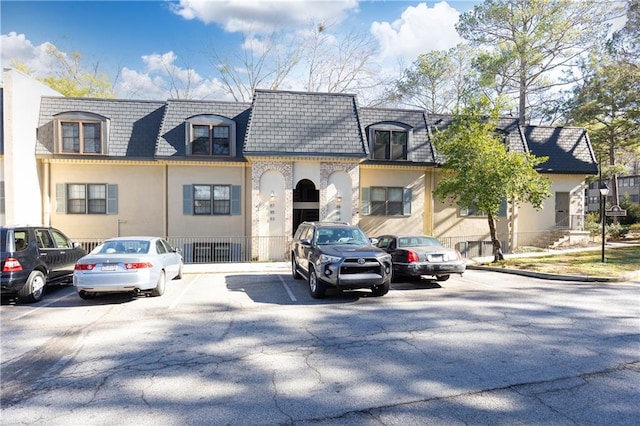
308, 268, 326, 299
292, 257, 302, 280
436, 274, 450, 282
151, 271, 166, 297
174, 262, 183, 280
78, 291, 97, 300
371, 280, 390, 296
18, 270, 46, 303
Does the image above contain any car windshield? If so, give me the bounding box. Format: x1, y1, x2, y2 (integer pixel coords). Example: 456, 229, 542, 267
315, 228, 369, 245
97, 240, 150, 254
398, 236, 442, 248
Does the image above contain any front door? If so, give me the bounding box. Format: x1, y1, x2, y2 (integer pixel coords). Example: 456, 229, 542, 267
292, 179, 319, 234
555, 192, 570, 227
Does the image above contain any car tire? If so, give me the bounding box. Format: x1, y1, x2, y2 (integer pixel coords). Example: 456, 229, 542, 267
18, 270, 46, 303
371, 280, 390, 296
292, 257, 302, 280
78, 291, 97, 300
174, 262, 183, 280
309, 267, 326, 299
436, 274, 450, 282
151, 271, 166, 297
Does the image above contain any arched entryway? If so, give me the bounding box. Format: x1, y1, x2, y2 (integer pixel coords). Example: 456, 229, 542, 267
293, 179, 319, 234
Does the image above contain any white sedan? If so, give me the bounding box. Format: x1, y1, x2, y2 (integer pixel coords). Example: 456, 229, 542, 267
73, 236, 183, 299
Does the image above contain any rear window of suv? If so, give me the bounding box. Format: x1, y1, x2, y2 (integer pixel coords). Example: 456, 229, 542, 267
1, 229, 29, 252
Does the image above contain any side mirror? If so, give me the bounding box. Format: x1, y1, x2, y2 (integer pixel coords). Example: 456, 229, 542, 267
300, 238, 311, 246
369, 237, 379, 245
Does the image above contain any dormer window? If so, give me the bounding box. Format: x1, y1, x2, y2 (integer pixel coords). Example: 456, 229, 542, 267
55, 112, 109, 155
192, 124, 230, 155
369, 122, 411, 161
186, 114, 236, 157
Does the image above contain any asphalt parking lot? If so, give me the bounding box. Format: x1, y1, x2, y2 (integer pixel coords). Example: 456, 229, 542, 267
1, 267, 639, 425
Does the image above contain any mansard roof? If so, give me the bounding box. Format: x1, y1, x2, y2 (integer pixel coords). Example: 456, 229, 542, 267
37, 97, 165, 157
524, 126, 598, 174
359, 107, 436, 164
157, 99, 251, 159
243, 90, 367, 158
35, 90, 597, 175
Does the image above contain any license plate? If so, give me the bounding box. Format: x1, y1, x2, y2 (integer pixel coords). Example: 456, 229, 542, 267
101, 265, 117, 271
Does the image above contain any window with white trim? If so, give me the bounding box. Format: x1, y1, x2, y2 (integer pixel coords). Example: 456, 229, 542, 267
55, 112, 108, 154
185, 115, 236, 157
56, 183, 118, 215
191, 124, 231, 155
369, 123, 411, 161
361, 186, 412, 216
183, 184, 242, 216
459, 199, 507, 217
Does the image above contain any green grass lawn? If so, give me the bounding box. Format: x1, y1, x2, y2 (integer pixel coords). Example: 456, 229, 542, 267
484, 245, 640, 278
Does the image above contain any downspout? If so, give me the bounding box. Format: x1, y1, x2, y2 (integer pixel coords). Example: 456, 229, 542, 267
42, 160, 50, 226
164, 163, 168, 237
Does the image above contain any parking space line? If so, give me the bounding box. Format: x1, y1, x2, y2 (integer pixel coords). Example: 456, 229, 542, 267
278, 275, 297, 302
9, 290, 77, 321
168, 274, 202, 310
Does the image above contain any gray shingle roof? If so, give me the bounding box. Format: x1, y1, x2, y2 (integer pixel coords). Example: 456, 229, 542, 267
426, 114, 526, 154
34, 92, 597, 176
243, 90, 367, 158
524, 126, 598, 174
37, 97, 165, 157
360, 107, 436, 164
157, 99, 251, 158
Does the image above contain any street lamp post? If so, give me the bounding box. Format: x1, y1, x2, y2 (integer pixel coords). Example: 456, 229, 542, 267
599, 182, 610, 263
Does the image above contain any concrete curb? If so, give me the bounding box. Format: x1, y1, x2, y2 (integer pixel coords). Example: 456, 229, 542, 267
466, 265, 640, 283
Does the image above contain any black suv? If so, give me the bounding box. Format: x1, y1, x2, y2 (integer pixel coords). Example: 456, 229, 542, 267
291, 222, 392, 298
1, 226, 87, 303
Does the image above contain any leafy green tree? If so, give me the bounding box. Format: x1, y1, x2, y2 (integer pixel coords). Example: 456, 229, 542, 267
40, 47, 115, 98
432, 97, 551, 261
566, 40, 640, 207
456, 0, 619, 125
12, 46, 115, 98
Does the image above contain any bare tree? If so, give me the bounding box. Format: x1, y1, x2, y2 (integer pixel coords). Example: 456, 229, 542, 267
208, 32, 301, 102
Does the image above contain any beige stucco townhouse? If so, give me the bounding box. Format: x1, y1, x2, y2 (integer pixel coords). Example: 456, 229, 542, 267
1, 68, 598, 262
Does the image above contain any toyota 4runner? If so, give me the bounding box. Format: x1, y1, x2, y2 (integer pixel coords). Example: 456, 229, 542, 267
291, 222, 392, 298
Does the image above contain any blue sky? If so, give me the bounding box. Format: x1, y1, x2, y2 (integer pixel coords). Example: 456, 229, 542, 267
1, 1, 482, 100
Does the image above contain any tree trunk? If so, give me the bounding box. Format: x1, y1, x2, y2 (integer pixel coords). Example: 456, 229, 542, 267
488, 213, 504, 262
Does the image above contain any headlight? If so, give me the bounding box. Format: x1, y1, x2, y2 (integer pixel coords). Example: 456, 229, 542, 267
378, 253, 392, 263
319, 254, 342, 264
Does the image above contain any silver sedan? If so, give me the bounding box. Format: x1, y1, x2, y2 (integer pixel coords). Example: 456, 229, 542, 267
73, 237, 183, 299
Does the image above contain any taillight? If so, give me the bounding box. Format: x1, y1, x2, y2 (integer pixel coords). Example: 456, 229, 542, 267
3, 257, 23, 272
75, 264, 96, 271
125, 262, 153, 270
407, 251, 419, 263
455, 250, 463, 261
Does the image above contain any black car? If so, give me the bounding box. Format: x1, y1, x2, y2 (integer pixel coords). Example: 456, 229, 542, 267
1, 225, 87, 303
291, 222, 392, 298
375, 234, 465, 282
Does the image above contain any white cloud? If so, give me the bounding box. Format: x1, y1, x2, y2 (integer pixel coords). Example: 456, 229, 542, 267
171, 0, 359, 34
0, 32, 59, 75
371, 1, 464, 64
116, 52, 231, 100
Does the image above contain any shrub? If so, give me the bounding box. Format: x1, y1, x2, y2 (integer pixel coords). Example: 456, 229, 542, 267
607, 223, 629, 240
585, 212, 601, 237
